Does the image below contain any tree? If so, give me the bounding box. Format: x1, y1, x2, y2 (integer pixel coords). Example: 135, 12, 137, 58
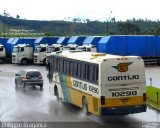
16, 15, 20, 19
117, 22, 140, 35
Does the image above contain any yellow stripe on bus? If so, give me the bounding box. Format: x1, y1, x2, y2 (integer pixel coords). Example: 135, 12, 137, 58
68, 87, 100, 115
103, 96, 145, 107
66, 76, 72, 87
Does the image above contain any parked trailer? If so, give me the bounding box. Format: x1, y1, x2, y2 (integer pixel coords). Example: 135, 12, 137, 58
98, 35, 160, 65
63, 36, 86, 50
0, 38, 16, 63
0, 37, 9, 63
77, 36, 101, 52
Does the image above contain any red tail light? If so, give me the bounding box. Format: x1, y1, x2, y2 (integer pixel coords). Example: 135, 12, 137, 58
101, 96, 105, 105
23, 75, 30, 80
143, 93, 146, 102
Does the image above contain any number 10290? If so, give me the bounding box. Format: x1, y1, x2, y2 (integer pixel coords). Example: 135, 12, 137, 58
112, 90, 137, 97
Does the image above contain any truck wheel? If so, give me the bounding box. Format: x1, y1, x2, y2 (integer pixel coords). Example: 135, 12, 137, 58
22, 82, 26, 88
82, 97, 89, 115
21, 59, 28, 65
43, 59, 46, 65
157, 58, 160, 66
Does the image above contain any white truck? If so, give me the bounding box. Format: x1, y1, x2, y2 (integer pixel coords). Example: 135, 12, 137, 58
46, 44, 63, 64
77, 44, 97, 52
34, 44, 47, 65
12, 44, 33, 64
62, 44, 78, 51
0, 44, 6, 63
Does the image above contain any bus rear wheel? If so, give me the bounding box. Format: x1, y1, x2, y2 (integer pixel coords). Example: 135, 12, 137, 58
82, 98, 89, 115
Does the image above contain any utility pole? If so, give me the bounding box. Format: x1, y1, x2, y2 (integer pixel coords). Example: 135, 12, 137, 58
107, 11, 112, 35
3, 10, 6, 37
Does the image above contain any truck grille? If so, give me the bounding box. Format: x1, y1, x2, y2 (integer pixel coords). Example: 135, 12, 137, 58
34, 55, 38, 63
12, 55, 16, 63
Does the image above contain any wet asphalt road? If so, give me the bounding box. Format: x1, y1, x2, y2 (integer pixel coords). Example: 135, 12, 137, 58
0, 64, 160, 128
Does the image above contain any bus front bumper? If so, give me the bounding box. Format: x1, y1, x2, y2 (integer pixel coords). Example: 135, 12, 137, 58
100, 104, 147, 115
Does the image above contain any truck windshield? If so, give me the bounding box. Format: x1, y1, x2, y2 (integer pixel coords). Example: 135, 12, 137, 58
35, 47, 46, 53
13, 47, 20, 53
35, 47, 41, 53
0, 47, 4, 51
47, 47, 60, 53
47, 47, 54, 53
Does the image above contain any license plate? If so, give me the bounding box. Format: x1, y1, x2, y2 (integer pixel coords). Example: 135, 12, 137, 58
31, 77, 38, 80
121, 98, 128, 103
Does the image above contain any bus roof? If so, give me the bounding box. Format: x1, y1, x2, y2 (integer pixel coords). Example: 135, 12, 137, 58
52, 51, 140, 64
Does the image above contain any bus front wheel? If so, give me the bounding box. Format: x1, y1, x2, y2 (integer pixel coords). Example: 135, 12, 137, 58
82, 97, 89, 115
54, 86, 60, 101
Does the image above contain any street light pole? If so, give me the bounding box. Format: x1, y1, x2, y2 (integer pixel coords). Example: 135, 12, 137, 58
3, 10, 6, 37
107, 11, 112, 35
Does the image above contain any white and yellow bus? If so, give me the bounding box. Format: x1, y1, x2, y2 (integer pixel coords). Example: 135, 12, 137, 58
47, 50, 147, 115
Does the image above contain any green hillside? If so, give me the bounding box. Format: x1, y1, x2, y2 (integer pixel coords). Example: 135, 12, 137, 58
0, 15, 160, 37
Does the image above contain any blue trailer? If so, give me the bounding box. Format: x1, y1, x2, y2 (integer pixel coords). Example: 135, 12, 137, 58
11, 37, 36, 51
56, 37, 70, 45
0, 37, 9, 62
82, 36, 101, 52
67, 36, 86, 45
0, 37, 8, 45
34, 37, 59, 46
63, 36, 86, 50
98, 35, 160, 64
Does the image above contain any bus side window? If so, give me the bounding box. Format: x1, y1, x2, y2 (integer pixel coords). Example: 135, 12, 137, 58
68, 60, 72, 75
71, 61, 74, 76
63, 59, 67, 74
81, 63, 85, 80
78, 63, 82, 78
86, 64, 90, 80
74, 61, 78, 77
60, 58, 63, 73
89, 65, 94, 82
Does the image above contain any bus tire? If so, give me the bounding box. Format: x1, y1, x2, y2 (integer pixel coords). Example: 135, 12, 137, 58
54, 85, 60, 101
82, 97, 89, 115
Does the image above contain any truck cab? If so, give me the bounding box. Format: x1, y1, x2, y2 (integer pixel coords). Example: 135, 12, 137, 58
34, 44, 47, 65
12, 44, 33, 64
77, 44, 97, 52
0, 44, 6, 61
63, 44, 78, 51
0, 44, 6, 63
46, 44, 63, 64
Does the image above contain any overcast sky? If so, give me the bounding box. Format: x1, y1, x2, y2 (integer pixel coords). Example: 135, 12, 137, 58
0, 0, 160, 21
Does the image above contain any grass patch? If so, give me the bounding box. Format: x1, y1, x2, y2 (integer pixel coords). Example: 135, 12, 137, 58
147, 86, 160, 108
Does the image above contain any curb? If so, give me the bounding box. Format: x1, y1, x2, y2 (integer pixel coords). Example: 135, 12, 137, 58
147, 103, 160, 111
